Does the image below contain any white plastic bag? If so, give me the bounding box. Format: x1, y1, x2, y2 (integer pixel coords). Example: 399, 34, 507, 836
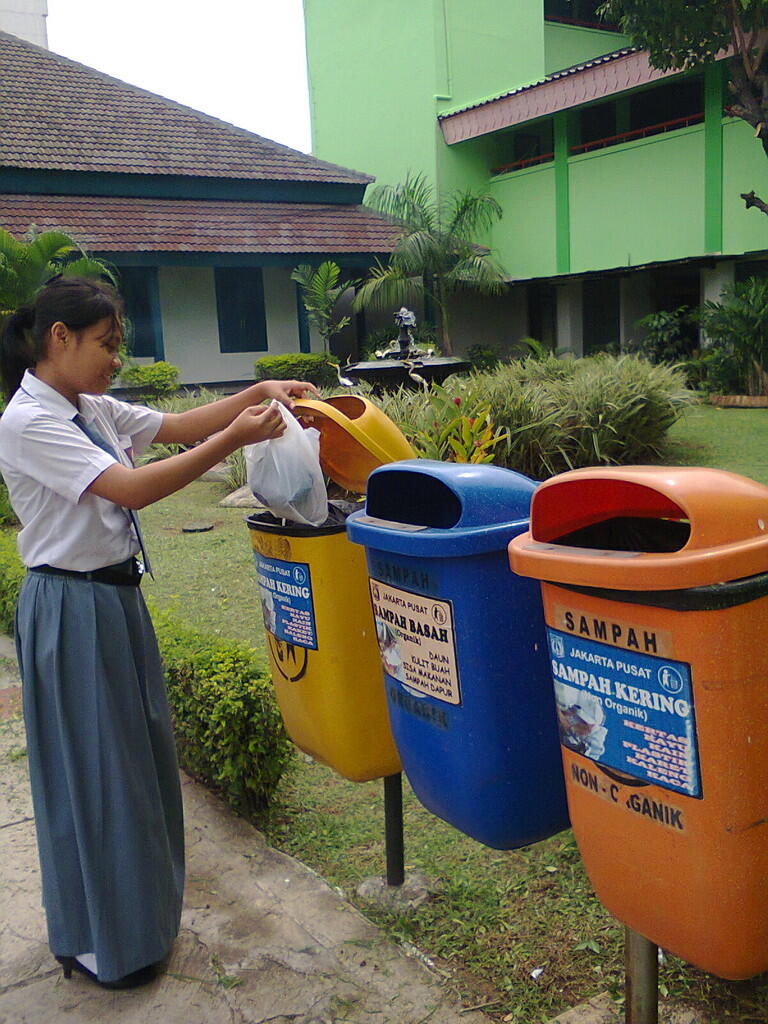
245, 400, 328, 526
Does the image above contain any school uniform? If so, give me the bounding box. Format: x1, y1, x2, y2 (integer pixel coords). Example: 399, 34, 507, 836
0, 369, 184, 983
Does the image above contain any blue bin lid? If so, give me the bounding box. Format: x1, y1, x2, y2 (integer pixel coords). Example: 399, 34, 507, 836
346, 459, 536, 557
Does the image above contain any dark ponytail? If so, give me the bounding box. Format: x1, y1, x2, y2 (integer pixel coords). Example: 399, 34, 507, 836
0, 305, 36, 400
0, 277, 123, 400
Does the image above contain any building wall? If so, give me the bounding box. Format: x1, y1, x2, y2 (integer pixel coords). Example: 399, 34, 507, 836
568, 126, 706, 274
722, 118, 768, 256
489, 164, 558, 279
543, 23, 629, 76
446, 286, 528, 357
0, 0, 47, 46
435, 0, 545, 115
304, 0, 547, 194
158, 266, 306, 384
304, 0, 440, 191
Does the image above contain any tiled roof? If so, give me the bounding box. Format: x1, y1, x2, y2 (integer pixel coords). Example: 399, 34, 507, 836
0, 194, 402, 254
0, 30, 371, 185
438, 48, 638, 119
440, 45, 732, 144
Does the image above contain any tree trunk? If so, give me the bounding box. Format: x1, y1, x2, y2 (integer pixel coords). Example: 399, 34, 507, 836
435, 281, 453, 356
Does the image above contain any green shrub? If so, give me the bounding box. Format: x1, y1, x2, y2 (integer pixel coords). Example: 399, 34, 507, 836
119, 360, 180, 396
146, 387, 220, 414
223, 446, 247, 491
463, 354, 694, 477
465, 343, 501, 372
0, 531, 24, 634
255, 352, 340, 389
369, 354, 694, 480
633, 306, 698, 364
0, 541, 290, 815
699, 277, 768, 396
0, 477, 18, 528
150, 606, 292, 815
137, 389, 222, 465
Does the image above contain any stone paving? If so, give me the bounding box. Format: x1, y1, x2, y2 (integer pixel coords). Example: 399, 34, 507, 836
0, 634, 498, 1024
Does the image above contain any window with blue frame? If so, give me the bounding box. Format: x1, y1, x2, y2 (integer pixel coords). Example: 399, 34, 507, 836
117, 266, 163, 359
214, 267, 268, 353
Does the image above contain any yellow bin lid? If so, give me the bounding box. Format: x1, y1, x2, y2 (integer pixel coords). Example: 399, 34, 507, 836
292, 395, 416, 494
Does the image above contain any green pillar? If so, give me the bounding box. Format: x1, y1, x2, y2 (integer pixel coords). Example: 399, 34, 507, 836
554, 111, 571, 275
704, 63, 724, 254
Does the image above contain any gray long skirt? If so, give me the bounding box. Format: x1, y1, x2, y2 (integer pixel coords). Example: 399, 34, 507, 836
15, 571, 184, 982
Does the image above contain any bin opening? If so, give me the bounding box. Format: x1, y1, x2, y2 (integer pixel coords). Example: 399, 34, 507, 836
246, 500, 360, 536
533, 479, 690, 552
552, 515, 690, 552
366, 470, 462, 529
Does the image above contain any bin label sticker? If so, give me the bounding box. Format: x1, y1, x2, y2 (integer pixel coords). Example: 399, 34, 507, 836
547, 628, 701, 798
254, 553, 317, 651
369, 579, 460, 705
552, 603, 674, 657
568, 762, 686, 832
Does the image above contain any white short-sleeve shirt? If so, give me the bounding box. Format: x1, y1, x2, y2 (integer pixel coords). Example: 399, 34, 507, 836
0, 370, 163, 570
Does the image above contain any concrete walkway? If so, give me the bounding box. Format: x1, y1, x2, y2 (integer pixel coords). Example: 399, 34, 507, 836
0, 633, 498, 1024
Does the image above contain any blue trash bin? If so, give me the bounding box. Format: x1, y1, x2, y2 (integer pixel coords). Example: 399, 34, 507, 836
346, 459, 569, 849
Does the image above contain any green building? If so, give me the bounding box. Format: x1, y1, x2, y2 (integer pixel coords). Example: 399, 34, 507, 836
304, 0, 768, 355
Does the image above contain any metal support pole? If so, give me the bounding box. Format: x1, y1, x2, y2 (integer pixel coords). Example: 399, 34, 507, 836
625, 926, 658, 1024
383, 772, 405, 886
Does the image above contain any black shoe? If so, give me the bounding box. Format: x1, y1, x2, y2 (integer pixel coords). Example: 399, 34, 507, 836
56, 955, 159, 990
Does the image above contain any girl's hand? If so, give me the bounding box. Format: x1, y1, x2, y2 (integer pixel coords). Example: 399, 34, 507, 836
228, 402, 286, 447
257, 379, 321, 409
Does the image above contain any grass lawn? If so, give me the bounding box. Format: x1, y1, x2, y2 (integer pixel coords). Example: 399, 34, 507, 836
142, 402, 768, 1024
140, 484, 269, 660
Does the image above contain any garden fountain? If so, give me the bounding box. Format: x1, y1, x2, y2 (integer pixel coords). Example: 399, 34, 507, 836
342, 308, 469, 391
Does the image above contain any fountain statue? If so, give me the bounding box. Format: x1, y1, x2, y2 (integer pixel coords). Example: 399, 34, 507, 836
341, 308, 467, 391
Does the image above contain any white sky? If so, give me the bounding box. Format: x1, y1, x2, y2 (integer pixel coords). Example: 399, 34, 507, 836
46, 0, 313, 154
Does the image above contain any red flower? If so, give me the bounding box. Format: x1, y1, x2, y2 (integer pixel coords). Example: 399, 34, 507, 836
453, 396, 461, 406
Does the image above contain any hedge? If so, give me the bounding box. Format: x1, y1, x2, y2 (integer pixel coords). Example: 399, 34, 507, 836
0, 531, 24, 634
0, 535, 291, 815
255, 352, 340, 389
118, 360, 180, 396
150, 606, 292, 815
0, 478, 18, 528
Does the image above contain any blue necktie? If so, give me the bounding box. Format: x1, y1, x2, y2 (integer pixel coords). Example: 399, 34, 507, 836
72, 413, 154, 578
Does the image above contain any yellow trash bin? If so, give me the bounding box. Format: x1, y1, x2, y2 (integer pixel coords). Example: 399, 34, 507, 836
247, 395, 414, 782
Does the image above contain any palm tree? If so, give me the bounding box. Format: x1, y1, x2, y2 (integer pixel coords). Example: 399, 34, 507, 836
0, 226, 116, 331
353, 173, 507, 355
290, 260, 354, 352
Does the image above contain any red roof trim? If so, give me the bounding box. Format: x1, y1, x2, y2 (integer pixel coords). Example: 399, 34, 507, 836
0, 194, 401, 254
439, 48, 729, 144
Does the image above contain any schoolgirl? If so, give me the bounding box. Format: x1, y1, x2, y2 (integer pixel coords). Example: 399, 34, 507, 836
0, 276, 318, 989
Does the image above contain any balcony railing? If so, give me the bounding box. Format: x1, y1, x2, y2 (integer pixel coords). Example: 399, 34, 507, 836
490, 111, 705, 176
569, 112, 705, 155
491, 151, 555, 176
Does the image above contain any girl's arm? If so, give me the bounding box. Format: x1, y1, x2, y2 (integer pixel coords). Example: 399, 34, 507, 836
87, 402, 284, 509
152, 379, 320, 445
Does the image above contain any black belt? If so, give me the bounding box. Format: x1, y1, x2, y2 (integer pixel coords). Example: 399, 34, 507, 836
29, 557, 143, 587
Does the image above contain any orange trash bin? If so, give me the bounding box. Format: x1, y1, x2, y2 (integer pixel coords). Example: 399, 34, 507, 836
509, 466, 768, 980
